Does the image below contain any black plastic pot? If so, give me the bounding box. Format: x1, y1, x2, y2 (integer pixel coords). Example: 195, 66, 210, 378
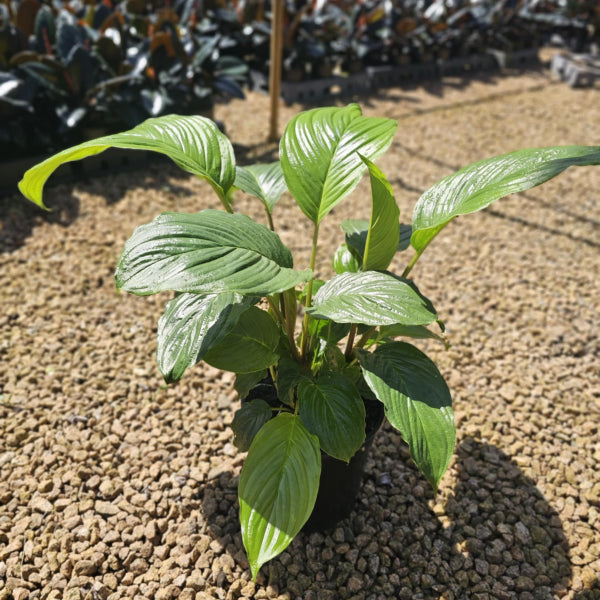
244, 381, 385, 533
303, 397, 385, 532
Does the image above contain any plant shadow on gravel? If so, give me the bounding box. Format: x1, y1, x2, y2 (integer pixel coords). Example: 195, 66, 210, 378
200, 435, 573, 598
0, 159, 193, 255
439, 437, 572, 598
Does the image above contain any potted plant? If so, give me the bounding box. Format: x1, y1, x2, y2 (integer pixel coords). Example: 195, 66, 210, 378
18, 105, 600, 581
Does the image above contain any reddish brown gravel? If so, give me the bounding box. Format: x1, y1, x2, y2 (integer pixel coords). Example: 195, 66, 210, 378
1, 60, 599, 600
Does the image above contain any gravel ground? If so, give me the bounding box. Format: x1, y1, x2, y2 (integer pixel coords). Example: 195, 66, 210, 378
1, 62, 599, 600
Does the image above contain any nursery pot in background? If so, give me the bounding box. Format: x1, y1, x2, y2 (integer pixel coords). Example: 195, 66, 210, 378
244, 381, 386, 533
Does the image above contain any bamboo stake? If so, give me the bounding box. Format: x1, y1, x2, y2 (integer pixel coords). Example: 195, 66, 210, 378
268, 0, 284, 142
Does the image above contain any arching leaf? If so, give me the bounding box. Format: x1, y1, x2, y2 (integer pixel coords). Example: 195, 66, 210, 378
156, 291, 252, 383
19, 114, 237, 209
115, 210, 312, 296
357, 342, 454, 490
412, 145, 600, 252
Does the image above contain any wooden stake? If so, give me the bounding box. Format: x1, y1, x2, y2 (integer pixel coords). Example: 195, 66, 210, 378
268, 0, 284, 142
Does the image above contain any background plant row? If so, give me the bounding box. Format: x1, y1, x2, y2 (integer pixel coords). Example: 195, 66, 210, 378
1, 0, 599, 159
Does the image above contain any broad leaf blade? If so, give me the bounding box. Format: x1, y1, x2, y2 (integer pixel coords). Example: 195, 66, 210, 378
342, 219, 412, 258
412, 145, 600, 252
203, 306, 281, 374
115, 210, 312, 296
235, 370, 268, 400
231, 399, 273, 451
360, 155, 400, 271
235, 162, 287, 213
276, 357, 311, 407
280, 104, 397, 224
298, 373, 365, 462
19, 114, 236, 209
379, 324, 448, 347
156, 292, 252, 383
239, 413, 321, 579
307, 271, 437, 326
357, 342, 455, 489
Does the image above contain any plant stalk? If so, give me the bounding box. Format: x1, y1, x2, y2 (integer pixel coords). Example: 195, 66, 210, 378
300, 223, 320, 359
267, 296, 283, 323
282, 289, 301, 362
354, 326, 377, 350
266, 210, 275, 231
401, 250, 422, 279
344, 324, 357, 360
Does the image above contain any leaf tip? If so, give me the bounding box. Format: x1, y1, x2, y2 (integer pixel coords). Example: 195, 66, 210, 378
18, 176, 49, 211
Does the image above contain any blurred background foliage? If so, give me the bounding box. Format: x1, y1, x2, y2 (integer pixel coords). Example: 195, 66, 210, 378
1, 0, 598, 159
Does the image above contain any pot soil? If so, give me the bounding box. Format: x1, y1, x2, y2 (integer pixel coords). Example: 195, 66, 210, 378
245, 381, 385, 533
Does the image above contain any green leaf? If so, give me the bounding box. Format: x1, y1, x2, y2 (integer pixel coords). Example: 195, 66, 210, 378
115, 209, 312, 296
280, 104, 397, 224
298, 373, 366, 462
378, 324, 448, 347
239, 413, 321, 579
342, 219, 412, 257
357, 342, 455, 489
203, 306, 281, 374
411, 145, 600, 252
235, 370, 268, 399
231, 399, 273, 451
307, 319, 352, 345
19, 114, 237, 210
276, 357, 310, 406
157, 292, 252, 383
332, 243, 362, 274
235, 162, 287, 214
359, 155, 400, 271
307, 272, 437, 326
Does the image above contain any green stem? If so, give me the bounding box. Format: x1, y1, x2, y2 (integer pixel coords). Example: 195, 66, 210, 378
282, 289, 301, 362
269, 365, 277, 388
218, 184, 235, 214
401, 250, 421, 279
402, 231, 440, 278
354, 326, 377, 351
344, 324, 357, 360
266, 209, 275, 231
267, 296, 283, 323
300, 223, 320, 360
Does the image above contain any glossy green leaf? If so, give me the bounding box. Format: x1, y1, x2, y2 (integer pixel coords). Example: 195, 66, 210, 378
276, 357, 310, 406
115, 209, 311, 296
19, 114, 236, 210
298, 373, 365, 462
157, 292, 252, 383
239, 413, 321, 579
342, 220, 412, 257
235, 162, 287, 214
357, 342, 455, 489
412, 145, 600, 252
280, 104, 397, 224
360, 156, 400, 271
332, 243, 362, 274
307, 272, 437, 326
203, 306, 281, 374
307, 319, 352, 346
231, 399, 273, 451
235, 370, 268, 400
378, 324, 448, 347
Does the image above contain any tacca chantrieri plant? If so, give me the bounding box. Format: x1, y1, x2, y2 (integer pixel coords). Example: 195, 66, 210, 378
19, 105, 600, 579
